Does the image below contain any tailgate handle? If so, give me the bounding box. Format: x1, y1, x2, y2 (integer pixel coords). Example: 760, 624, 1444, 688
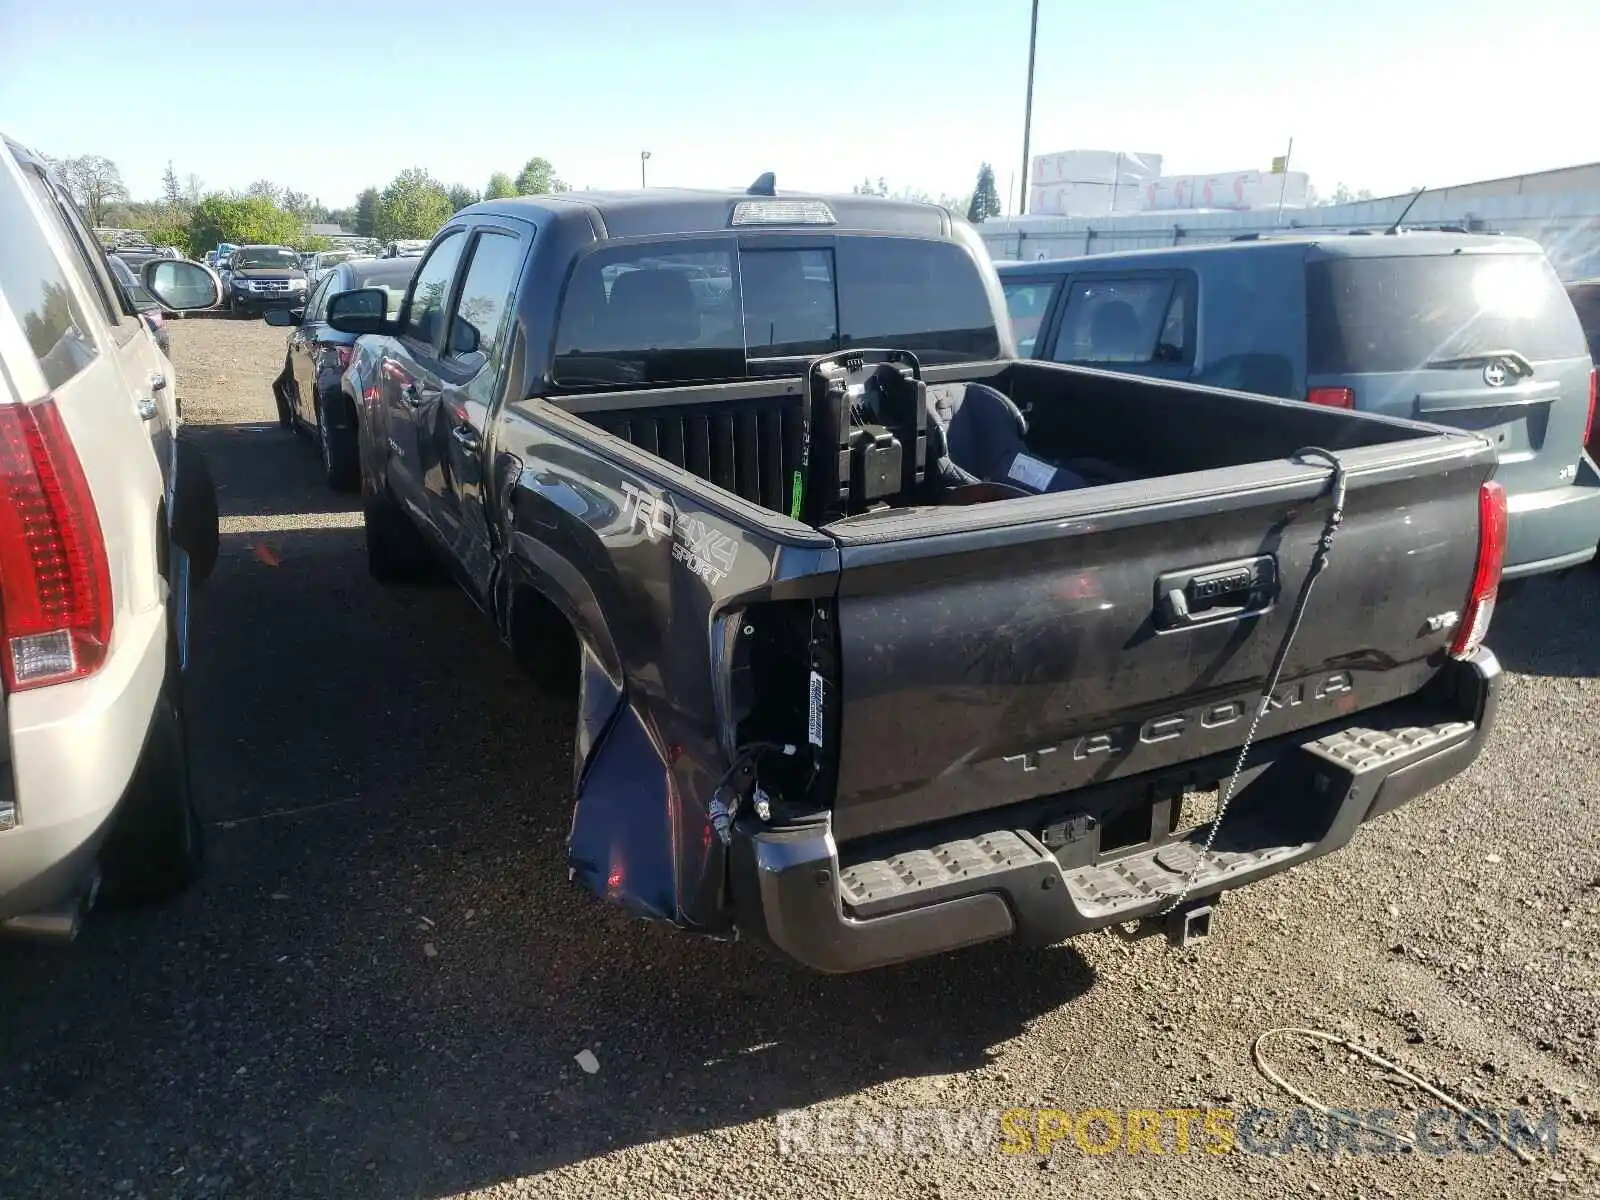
1155, 556, 1277, 629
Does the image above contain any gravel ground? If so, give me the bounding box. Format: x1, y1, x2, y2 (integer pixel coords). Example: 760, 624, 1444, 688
1, 318, 1597, 1200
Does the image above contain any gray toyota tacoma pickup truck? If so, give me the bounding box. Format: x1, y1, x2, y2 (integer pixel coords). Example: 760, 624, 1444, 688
323, 182, 1505, 972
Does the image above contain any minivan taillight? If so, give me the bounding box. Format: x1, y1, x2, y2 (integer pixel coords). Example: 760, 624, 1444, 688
1307, 386, 1354, 408
1449, 480, 1507, 661
0, 399, 112, 691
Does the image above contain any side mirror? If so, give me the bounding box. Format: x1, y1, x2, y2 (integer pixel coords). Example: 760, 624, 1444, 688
264, 307, 302, 327
449, 314, 480, 355
327, 287, 392, 335
142, 260, 222, 311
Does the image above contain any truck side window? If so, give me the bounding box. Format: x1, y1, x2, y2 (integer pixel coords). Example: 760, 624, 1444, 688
401, 231, 467, 350
0, 165, 98, 390
447, 230, 522, 363
1051, 276, 1188, 365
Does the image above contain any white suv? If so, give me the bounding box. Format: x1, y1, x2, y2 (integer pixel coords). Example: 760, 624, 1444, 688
0, 135, 221, 938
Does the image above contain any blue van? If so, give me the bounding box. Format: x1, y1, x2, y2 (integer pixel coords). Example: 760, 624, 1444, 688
999, 234, 1600, 579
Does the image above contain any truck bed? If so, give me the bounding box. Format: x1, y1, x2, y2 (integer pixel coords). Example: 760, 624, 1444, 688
541, 359, 1493, 836
507, 358, 1497, 966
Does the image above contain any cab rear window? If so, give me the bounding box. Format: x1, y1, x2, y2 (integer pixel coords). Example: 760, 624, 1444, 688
552, 235, 1000, 386
1307, 253, 1587, 374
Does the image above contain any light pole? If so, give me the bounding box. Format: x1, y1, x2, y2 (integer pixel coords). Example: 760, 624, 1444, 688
1018, 0, 1039, 216
640, 150, 651, 188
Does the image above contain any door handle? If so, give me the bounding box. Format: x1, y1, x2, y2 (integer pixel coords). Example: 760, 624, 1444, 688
1154, 555, 1277, 630
451, 424, 482, 452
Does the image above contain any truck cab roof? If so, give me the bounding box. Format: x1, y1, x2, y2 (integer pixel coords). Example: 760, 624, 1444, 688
464, 187, 955, 241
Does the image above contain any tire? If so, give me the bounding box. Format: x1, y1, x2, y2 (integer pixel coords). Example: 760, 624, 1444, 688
171, 436, 220, 584
318, 396, 359, 492
98, 658, 204, 907
363, 471, 433, 582
273, 362, 294, 430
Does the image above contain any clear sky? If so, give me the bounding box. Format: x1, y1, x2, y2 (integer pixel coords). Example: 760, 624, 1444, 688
2, 0, 1595, 211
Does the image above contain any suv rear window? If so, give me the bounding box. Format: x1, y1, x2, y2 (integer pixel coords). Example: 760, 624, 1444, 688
1307, 253, 1586, 374
553, 236, 999, 386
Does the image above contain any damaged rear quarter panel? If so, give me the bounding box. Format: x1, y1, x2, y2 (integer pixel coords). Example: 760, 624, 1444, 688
495, 399, 839, 930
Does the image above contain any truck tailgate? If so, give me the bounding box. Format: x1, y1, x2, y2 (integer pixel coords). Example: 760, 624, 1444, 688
823, 442, 1492, 843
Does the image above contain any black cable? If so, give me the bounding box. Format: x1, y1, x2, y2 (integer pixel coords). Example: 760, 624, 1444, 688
1161, 446, 1349, 915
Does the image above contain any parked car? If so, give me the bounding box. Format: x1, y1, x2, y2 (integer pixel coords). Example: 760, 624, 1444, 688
0, 135, 222, 939
115, 244, 179, 277
998, 236, 1599, 581
381, 239, 429, 259
225, 244, 308, 317
107, 254, 171, 358
305, 248, 359, 288
266, 256, 420, 487
321, 186, 1504, 973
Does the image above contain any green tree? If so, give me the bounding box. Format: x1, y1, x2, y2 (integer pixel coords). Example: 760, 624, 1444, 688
374, 168, 453, 241
485, 171, 517, 200
966, 163, 1001, 223
447, 183, 480, 212
353, 187, 380, 237
188, 194, 302, 252
145, 219, 192, 255
245, 179, 282, 206
282, 189, 316, 219
514, 157, 567, 196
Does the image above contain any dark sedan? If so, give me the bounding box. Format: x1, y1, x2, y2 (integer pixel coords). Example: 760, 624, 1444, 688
268, 257, 419, 489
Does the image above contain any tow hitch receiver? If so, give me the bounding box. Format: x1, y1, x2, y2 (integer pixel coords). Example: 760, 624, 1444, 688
1166, 900, 1215, 949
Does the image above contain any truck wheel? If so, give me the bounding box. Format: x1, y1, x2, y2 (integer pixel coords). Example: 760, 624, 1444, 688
363, 474, 433, 582
99, 658, 204, 907
318, 398, 359, 492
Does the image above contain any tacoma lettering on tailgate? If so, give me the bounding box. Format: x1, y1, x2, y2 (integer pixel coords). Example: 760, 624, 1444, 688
1003, 671, 1355, 772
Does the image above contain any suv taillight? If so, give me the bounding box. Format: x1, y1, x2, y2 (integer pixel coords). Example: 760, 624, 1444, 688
1584, 366, 1597, 456
0, 399, 112, 691
1307, 386, 1354, 408
334, 345, 355, 371
1449, 480, 1507, 661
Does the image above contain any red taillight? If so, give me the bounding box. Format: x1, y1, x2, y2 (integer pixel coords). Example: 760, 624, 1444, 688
334, 345, 355, 371
1307, 386, 1355, 409
1584, 366, 1597, 455
1449, 480, 1507, 661
0, 399, 112, 692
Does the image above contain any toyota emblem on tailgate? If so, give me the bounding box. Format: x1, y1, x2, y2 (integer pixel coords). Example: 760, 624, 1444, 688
1482, 359, 1511, 387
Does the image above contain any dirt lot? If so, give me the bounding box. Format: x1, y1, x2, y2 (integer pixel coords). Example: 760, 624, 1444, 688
1, 317, 1597, 1199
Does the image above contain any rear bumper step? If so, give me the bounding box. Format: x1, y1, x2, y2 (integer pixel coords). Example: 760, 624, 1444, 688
729, 650, 1498, 973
